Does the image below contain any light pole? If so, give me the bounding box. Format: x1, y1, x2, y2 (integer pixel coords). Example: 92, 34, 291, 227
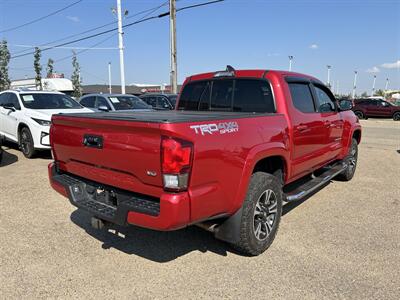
326, 65, 331, 88
336, 80, 339, 95
288, 56, 293, 71
108, 62, 112, 93
371, 75, 377, 96
385, 78, 389, 91
170, 0, 178, 94
352, 71, 358, 99
116, 0, 126, 94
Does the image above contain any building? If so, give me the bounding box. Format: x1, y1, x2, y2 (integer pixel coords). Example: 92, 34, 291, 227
11, 77, 74, 95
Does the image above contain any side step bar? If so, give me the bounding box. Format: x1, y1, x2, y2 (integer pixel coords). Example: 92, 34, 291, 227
284, 162, 348, 202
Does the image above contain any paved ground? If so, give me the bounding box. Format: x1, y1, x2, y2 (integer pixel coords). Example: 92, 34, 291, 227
1, 119, 399, 299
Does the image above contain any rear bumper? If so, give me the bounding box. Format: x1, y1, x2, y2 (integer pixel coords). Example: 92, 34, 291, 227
48, 163, 190, 230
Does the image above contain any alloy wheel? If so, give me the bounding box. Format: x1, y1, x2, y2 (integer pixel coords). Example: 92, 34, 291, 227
253, 189, 278, 241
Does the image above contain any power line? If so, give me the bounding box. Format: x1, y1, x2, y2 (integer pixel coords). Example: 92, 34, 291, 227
10, 0, 224, 60
11, 1, 169, 56
0, 0, 84, 34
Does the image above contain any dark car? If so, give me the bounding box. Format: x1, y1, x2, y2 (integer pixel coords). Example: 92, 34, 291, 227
0, 134, 4, 162
139, 93, 178, 110
79, 94, 152, 112
352, 99, 400, 120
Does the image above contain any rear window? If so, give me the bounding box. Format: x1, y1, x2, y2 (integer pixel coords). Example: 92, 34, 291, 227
178, 79, 275, 113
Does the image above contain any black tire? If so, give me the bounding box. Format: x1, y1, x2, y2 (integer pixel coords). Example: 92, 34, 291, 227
19, 127, 36, 158
354, 111, 364, 119
232, 172, 283, 256
336, 138, 358, 181
393, 112, 400, 121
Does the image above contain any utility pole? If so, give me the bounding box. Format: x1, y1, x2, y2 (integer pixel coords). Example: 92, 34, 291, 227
371, 75, 377, 96
331, 80, 335, 93
288, 55, 293, 71
326, 65, 331, 88
108, 62, 112, 93
170, 0, 178, 94
352, 71, 358, 99
117, 0, 126, 94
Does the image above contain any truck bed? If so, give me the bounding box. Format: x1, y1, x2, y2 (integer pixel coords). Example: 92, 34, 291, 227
58, 110, 272, 123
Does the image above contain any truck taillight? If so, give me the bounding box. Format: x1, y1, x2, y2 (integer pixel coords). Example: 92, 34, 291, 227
161, 136, 193, 191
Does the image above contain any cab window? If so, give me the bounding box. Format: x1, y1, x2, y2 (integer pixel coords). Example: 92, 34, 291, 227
314, 85, 336, 113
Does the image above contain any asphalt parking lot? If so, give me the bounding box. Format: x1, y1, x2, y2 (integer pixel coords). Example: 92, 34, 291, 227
0, 119, 399, 299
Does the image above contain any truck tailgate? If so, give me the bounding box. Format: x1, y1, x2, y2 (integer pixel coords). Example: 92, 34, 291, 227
51, 115, 163, 195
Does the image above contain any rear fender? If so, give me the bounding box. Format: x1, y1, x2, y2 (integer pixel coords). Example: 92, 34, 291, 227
232, 143, 289, 214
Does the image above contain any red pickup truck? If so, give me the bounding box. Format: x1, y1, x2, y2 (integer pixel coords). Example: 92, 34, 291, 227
49, 67, 361, 256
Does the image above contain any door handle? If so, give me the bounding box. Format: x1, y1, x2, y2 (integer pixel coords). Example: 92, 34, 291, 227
297, 125, 308, 132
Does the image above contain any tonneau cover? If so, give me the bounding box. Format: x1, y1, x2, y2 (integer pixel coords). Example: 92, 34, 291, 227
56, 110, 270, 123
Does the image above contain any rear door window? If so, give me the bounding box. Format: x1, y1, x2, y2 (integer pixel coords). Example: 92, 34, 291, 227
95, 97, 111, 110
80, 96, 96, 108
288, 83, 316, 113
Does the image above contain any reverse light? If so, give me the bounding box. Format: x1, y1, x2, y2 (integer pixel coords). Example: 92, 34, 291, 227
161, 137, 193, 192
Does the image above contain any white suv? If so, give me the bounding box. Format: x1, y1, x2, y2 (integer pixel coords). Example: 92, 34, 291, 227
0, 90, 93, 158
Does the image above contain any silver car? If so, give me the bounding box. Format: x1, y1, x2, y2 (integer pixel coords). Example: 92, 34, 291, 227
79, 94, 152, 112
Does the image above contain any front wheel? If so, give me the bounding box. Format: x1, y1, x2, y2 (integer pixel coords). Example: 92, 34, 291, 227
337, 138, 358, 181
354, 111, 364, 119
393, 112, 400, 121
232, 172, 282, 256
20, 127, 36, 158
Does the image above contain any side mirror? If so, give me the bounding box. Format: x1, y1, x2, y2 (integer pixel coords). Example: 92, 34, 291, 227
2, 104, 16, 112
98, 106, 109, 112
338, 100, 353, 111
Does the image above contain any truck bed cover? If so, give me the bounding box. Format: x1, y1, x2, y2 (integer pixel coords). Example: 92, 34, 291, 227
56, 110, 273, 123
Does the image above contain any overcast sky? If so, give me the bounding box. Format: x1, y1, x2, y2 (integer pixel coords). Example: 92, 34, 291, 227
1, 0, 399, 94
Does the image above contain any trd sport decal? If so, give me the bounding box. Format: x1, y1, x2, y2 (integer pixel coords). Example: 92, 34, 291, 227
190, 122, 239, 135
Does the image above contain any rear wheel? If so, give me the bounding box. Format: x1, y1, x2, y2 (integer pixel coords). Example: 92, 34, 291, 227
354, 111, 364, 119
19, 127, 36, 158
337, 138, 358, 181
393, 112, 400, 121
232, 172, 282, 256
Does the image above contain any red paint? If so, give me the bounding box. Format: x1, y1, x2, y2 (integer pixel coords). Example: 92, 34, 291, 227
49, 69, 361, 230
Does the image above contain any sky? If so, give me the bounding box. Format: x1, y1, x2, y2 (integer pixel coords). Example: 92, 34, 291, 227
0, 0, 399, 95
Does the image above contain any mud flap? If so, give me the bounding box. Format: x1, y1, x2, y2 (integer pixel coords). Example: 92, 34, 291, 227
214, 207, 243, 243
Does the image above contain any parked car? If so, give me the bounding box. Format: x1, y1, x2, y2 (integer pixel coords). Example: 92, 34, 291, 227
79, 94, 152, 112
139, 93, 178, 110
0, 134, 3, 162
49, 67, 361, 256
0, 90, 93, 158
352, 98, 400, 120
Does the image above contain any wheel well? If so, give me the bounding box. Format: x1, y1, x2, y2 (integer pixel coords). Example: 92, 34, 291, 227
17, 123, 29, 142
353, 130, 361, 144
253, 156, 285, 183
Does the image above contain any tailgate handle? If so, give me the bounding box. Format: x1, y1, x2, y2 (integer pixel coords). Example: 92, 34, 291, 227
83, 134, 103, 149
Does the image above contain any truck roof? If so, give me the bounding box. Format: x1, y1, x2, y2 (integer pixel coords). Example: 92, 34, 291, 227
187, 69, 320, 83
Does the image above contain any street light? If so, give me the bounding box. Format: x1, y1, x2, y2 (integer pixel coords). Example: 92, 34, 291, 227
288, 56, 293, 71
371, 75, 377, 96
385, 78, 389, 91
326, 65, 331, 88
352, 71, 358, 99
